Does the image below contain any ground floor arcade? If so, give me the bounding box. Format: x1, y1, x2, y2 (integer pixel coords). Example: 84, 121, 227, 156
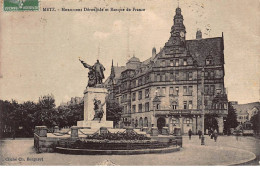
123, 111, 225, 134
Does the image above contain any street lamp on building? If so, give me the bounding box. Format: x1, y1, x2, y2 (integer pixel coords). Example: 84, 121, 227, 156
152, 96, 161, 127
201, 67, 205, 145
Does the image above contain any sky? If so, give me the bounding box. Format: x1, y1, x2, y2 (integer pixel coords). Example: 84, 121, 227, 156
0, 0, 259, 105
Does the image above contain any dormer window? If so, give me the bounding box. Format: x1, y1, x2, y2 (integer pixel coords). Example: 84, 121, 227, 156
206, 59, 213, 65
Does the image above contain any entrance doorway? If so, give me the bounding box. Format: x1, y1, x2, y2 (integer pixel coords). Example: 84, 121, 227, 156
157, 117, 166, 132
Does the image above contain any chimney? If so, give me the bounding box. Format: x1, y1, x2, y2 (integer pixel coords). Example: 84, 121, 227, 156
152, 47, 156, 58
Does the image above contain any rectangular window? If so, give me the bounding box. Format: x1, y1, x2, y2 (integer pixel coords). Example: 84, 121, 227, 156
161, 74, 165, 81
205, 71, 209, 79
185, 72, 189, 80
183, 101, 187, 109
172, 118, 178, 123
161, 60, 165, 67
132, 105, 136, 113
210, 71, 214, 79
156, 87, 160, 96
161, 87, 166, 96
145, 75, 150, 83
138, 104, 142, 112
210, 85, 215, 95
170, 72, 174, 81
188, 101, 193, 109
157, 74, 160, 82
175, 71, 179, 81
183, 86, 188, 95
175, 87, 179, 96
175, 59, 179, 66
170, 60, 174, 66
169, 87, 174, 96
188, 86, 193, 96
172, 101, 178, 110
205, 85, 209, 95
138, 78, 142, 86
132, 92, 136, 101
145, 89, 150, 98
138, 90, 142, 100
183, 59, 187, 66
189, 72, 193, 80
145, 102, 150, 112
206, 59, 212, 65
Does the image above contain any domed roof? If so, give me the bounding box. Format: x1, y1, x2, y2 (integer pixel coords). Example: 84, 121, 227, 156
128, 55, 140, 63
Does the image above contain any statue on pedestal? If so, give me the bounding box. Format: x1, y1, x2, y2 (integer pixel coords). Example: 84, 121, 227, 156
93, 98, 105, 122
79, 57, 106, 87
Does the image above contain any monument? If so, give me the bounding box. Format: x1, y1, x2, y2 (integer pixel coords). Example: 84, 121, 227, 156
77, 57, 113, 129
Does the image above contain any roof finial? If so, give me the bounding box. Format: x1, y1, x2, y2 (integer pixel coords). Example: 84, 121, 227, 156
178, 0, 179, 8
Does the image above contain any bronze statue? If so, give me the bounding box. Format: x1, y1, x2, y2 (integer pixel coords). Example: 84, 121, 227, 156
93, 98, 105, 122
79, 57, 105, 87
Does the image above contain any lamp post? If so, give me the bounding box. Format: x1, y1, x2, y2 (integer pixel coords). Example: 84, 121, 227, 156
152, 104, 155, 127
201, 67, 205, 145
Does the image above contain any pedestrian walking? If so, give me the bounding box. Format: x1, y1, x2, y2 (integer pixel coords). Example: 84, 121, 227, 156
188, 129, 192, 140
235, 130, 240, 141
213, 129, 218, 142
198, 130, 202, 139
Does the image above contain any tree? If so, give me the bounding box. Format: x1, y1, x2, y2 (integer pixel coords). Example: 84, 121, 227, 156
32, 94, 58, 128
106, 101, 123, 127
250, 110, 260, 134
224, 102, 238, 134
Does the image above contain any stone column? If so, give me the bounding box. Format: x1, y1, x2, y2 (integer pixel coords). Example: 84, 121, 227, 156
35, 126, 47, 137
71, 126, 79, 138
151, 127, 159, 136
54, 126, 59, 133
169, 117, 173, 134
180, 116, 183, 135
192, 116, 196, 134
217, 116, 224, 134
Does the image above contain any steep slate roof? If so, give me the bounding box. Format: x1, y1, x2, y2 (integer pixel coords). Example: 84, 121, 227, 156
186, 37, 224, 66
233, 102, 260, 115
104, 66, 127, 85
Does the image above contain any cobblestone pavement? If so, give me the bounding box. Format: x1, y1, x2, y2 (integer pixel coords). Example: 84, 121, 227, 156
0, 136, 259, 166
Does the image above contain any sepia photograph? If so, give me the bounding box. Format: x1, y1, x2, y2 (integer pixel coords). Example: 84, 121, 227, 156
0, 0, 259, 166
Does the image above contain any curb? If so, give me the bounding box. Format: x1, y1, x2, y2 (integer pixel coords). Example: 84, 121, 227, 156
55, 145, 180, 155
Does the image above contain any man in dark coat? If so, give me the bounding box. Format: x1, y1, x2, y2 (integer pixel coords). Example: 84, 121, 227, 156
188, 129, 192, 140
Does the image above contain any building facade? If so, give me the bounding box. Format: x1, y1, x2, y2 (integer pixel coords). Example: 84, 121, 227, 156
233, 102, 260, 124
105, 7, 228, 134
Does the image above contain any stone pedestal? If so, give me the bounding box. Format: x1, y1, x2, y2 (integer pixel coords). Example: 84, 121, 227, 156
71, 126, 79, 138
162, 127, 169, 135
35, 126, 47, 137
100, 127, 108, 134
217, 116, 224, 134
77, 87, 113, 129
54, 126, 59, 133
151, 127, 159, 136
142, 127, 149, 133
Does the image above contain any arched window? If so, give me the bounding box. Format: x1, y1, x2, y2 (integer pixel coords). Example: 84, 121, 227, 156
144, 117, 148, 127
139, 117, 143, 128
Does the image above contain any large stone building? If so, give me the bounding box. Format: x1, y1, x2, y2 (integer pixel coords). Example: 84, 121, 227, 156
232, 101, 260, 124
105, 7, 228, 134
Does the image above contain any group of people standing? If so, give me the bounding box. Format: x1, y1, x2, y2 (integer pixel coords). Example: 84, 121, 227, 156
188, 129, 218, 142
